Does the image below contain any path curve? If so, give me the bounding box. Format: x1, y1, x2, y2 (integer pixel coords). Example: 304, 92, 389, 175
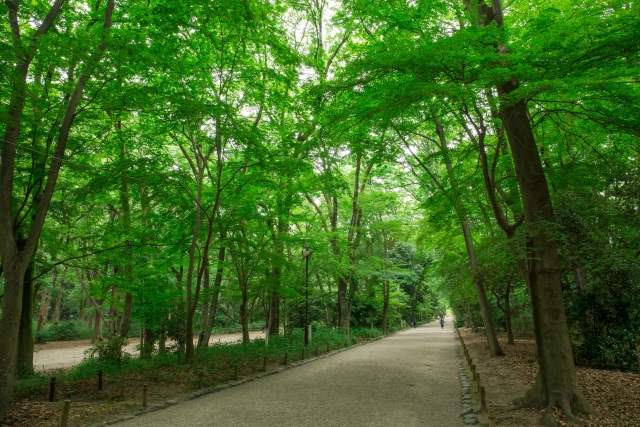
117, 321, 462, 427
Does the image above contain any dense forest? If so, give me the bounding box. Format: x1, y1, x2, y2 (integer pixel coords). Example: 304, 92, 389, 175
1, 0, 639, 425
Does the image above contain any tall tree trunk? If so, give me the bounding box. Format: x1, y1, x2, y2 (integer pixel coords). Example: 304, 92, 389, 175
52, 293, 62, 323
92, 306, 103, 343
197, 259, 210, 347
504, 283, 514, 345
501, 96, 595, 422
381, 280, 390, 332
240, 289, 250, 343
142, 327, 153, 359
0, 0, 67, 410
36, 286, 51, 332
16, 253, 35, 375
200, 236, 225, 347
118, 138, 134, 338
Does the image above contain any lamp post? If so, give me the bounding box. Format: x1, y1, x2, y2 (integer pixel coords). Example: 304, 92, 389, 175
302, 242, 312, 347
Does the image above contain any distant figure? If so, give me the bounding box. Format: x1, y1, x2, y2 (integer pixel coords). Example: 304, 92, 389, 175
440, 316, 444, 329
261, 324, 266, 334
412, 318, 417, 328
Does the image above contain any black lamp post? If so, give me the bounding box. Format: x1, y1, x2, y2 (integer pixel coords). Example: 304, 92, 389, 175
302, 242, 312, 346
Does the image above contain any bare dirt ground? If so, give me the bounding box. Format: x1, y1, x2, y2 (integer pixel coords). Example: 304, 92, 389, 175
32, 331, 263, 372
459, 328, 640, 427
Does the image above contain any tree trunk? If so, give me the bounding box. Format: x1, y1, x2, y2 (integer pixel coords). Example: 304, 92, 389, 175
36, 287, 51, 332
504, 283, 514, 345
381, 280, 390, 332
500, 95, 595, 422
16, 258, 35, 375
158, 328, 166, 354
92, 307, 103, 343
240, 291, 250, 343
118, 139, 133, 338
461, 221, 504, 356
200, 241, 225, 347
142, 327, 153, 359
573, 262, 588, 293
52, 293, 62, 323
197, 259, 210, 347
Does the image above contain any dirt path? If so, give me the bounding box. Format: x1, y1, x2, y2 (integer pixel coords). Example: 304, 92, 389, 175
117, 321, 463, 427
33, 331, 264, 372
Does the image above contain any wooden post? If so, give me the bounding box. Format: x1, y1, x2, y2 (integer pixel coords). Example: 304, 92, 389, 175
49, 377, 56, 402
471, 364, 476, 380
60, 400, 71, 427
142, 384, 148, 408
488, 408, 497, 427
301, 348, 305, 360
326, 342, 330, 353
636, 343, 640, 374
98, 369, 103, 391
477, 372, 481, 385
234, 364, 239, 381
262, 356, 267, 372
315, 346, 318, 357
284, 352, 288, 365
198, 371, 204, 388
480, 385, 487, 411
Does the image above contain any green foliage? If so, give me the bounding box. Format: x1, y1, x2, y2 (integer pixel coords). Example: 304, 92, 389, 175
34, 321, 93, 343
83, 336, 131, 365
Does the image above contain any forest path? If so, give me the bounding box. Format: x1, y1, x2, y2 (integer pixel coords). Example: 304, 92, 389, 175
117, 321, 462, 427
33, 331, 264, 372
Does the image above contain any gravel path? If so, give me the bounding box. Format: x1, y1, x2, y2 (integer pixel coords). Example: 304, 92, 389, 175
33, 331, 263, 371
117, 321, 462, 427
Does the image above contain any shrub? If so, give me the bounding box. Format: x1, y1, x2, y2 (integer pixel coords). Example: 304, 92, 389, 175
35, 320, 93, 342
84, 335, 130, 364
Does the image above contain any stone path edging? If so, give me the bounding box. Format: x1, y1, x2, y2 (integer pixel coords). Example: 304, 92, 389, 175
85, 331, 409, 427
455, 330, 479, 426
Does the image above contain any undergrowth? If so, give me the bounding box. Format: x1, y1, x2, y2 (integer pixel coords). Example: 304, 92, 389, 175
15, 326, 403, 398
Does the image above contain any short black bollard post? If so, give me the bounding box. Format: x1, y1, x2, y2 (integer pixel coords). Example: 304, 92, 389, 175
198, 371, 204, 389
326, 342, 330, 353
234, 364, 239, 381
301, 348, 305, 360
284, 352, 288, 365
262, 356, 267, 372
49, 377, 56, 402
142, 384, 148, 408
98, 369, 103, 391
60, 400, 71, 427
315, 346, 318, 357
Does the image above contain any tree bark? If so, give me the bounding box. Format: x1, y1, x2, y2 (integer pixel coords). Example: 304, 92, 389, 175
37, 286, 51, 332
381, 280, 390, 332
197, 259, 210, 347
504, 283, 514, 345
92, 307, 103, 343
199, 235, 225, 347
15, 255, 35, 375
142, 327, 153, 359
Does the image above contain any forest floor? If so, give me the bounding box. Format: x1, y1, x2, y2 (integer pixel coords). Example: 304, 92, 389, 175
459, 328, 640, 427
1, 322, 463, 427
32, 331, 264, 372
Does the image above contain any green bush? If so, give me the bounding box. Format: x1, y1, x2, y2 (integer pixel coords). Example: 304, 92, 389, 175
84, 335, 130, 364
35, 320, 93, 342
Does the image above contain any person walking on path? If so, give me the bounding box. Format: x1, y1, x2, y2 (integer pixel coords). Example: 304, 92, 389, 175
439, 316, 444, 329
412, 318, 417, 328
